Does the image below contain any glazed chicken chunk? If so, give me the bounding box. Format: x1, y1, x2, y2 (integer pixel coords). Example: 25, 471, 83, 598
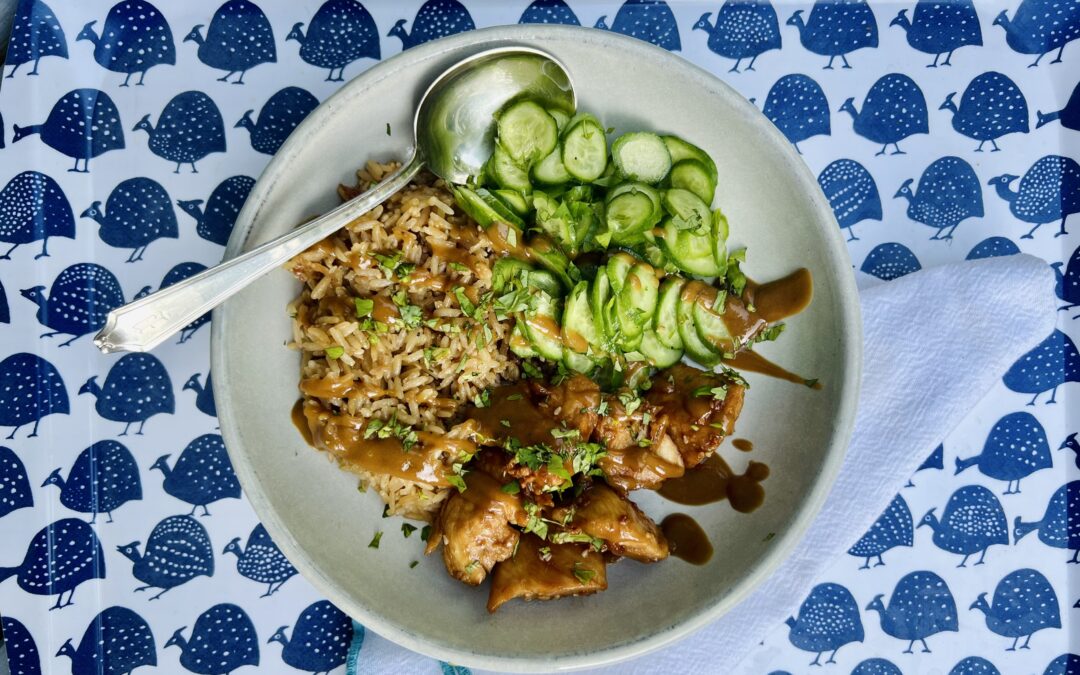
551, 483, 669, 562
487, 533, 607, 613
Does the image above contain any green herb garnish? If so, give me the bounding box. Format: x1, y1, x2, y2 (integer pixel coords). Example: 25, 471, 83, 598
325, 346, 344, 359
368, 531, 382, 549
354, 298, 374, 318
501, 480, 520, 495
401, 523, 417, 538
572, 563, 596, 585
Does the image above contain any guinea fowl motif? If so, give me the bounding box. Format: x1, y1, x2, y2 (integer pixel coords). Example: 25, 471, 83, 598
889, 1, 982, 67
0, 353, 68, 439
80, 353, 175, 436
895, 156, 983, 240
1059, 433, 1080, 469
185, 0, 276, 84
117, 514, 214, 600
1002, 329, 1080, 404
134, 91, 226, 173
1013, 481, 1079, 563
940, 72, 1029, 151
0, 171, 75, 260
1043, 654, 1080, 674
693, 2, 781, 73
762, 74, 830, 153
77, 0, 175, 86
21, 263, 126, 346
0, 446, 33, 518
988, 155, 1080, 239
971, 568, 1061, 650
956, 412, 1052, 493
142, 262, 211, 342
907, 443, 944, 486
993, 0, 1080, 67
918, 485, 1009, 566
784, 582, 864, 665
967, 236, 1020, 260
595, 0, 681, 51
167, 604, 259, 675
1037, 79, 1080, 131
2, 616, 42, 675
184, 372, 217, 418
851, 659, 902, 675
861, 243, 921, 281
81, 177, 179, 262
153, 434, 240, 516
1052, 245, 1080, 312
287, 0, 380, 82
949, 656, 1001, 675
235, 87, 320, 155
818, 159, 881, 241
12, 88, 124, 172
224, 523, 298, 596
848, 494, 913, 568
867, 571, 958, 653
0, 279, 8, 323
785, 1, 878, 70
269, 600, 353, 673
177, 175, 255, 246
389, 0, 475, 50
841, 74, 929, 155
57, 606, 157, 674
5, 0, 67, 78
43, 440, 141, 524
519, 0, 580, 25
0, 518, 105, 610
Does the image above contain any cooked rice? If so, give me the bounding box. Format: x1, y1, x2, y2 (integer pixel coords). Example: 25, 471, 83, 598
287, 161, 519, 520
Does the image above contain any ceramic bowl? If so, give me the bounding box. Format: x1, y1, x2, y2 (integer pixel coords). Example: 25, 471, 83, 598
212, 25, 861, 672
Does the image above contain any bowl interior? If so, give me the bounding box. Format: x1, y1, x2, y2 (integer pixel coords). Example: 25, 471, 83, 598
212, 25, 860, 672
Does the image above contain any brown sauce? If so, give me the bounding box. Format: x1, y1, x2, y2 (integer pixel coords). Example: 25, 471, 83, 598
661, 514, 713, 565
291, 399, 314, 446
371, 295, 399, 323
746, 268, 813, 323
732, 438, 753, 452
430, 241, 481, 274
657, 454, 769, 512
724, 350, 822, 389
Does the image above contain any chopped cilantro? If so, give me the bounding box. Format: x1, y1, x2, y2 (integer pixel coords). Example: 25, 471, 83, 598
447, 473, 467, 493
385, 122, 391, 136
550, 427, 580, 440
693, 385, 729, 400
381, 504, 390, 518
521, 361, 543, 379
758, 323, 786, 343
551, 531, 604, 551
368, 531, 382, 549
472, 389, 491, 408
725, 249, 747, 297
453, 287, 477, 317
538, 546, 552, 562
572, 563, 596, 585
363, 413, 419, 451
373, 251, 415, 279
500, 419, 511, 428
507, 393, 524, 401
523, 502, 549, 540
401, 523, 417, 538
501, 480, 520, 495
804, 378, 819, 389
448, 261, 470, 273
354, 298, 374, 318
618, 391, 642, 415
409, 560, 419, 569
420, 525, 432, 542
596, 400, 609, 416
464, 560, 480, 575
325, 346, 344, 359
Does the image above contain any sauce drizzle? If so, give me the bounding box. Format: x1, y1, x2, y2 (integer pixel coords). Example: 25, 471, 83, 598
661, 514, 713, 565
732, 438, 753, 452
658, 454, 769, 512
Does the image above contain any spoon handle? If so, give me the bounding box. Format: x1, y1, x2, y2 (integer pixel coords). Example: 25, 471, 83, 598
94, 156, 424, 354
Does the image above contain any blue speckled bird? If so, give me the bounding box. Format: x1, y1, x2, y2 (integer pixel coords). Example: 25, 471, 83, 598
1002, 329, 1080, 404
895, 156, 983, 240
185, 0, 276, 83
890, 0, 982, 67
0, 170, 75, 260
967, 236, 1020, 260
1014, 480, 1079, 563
971, 568, 1061, 650
184, 372, 217, 418
5, 0, 68, 78
694, 2, 781, 72
13, 88, 124, 172
950, 656, 1001, 675
861, 243, 921, 281
80, 353, 175, 436
167, 604, 259, 675
0, 446, 33, 518
134, 91, 226, 173
21, 263, 126, 346
0, 518, 105, 610
818, 159, 881, 241
225, 523, 298, 597
117, 514, 215, 600
389, 0, 475, 50
0, 352, 69, 439
287, 0, 380, 82
77, 0, 175, 86
519, 0, 580, 25
784, 582, 864, 665
0, 279, 8, 324
841, 74, 929, 155
867, 571, 958, 653
236, 87, 319, 155
2, 616, 42, 675
851, 658, 902, 675
1060, 433, 1080, 469
152, 434, 240, 516
1043, 654, 1080, 674
1052, 245, 1080, 312
956, 412, 1052, 493
42, 440, 141, 523
596, 0, 681, 51
177, 175, 255, 246
848, 494, 913, 568
994, 0, 1080, 67
57, 606, 157, 674
919, 485, 1009, 566
941, 72, 1029, 151
1037, 80, 1080, 131
989, 155, 1080, 239
269, 600, 353, 673
786, 1, 878, 70
81, 177, 178, 262
762, 74, 830, 153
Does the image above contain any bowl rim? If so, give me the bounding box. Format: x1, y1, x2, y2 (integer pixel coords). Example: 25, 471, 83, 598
212, 24, 862, 673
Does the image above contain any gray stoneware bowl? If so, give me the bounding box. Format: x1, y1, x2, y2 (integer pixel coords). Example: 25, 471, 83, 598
212, 25, 861, 673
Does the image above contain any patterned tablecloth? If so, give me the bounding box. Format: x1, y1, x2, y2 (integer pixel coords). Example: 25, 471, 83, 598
0, 1, 1077, 674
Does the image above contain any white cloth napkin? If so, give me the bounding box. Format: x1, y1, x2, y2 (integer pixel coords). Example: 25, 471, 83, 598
352, 254, 1057, 675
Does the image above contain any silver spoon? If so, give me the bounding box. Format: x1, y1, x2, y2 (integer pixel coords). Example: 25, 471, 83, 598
94, 46, 575, 353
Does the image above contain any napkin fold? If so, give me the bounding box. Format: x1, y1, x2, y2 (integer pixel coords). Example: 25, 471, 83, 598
351, 254, 1057, 675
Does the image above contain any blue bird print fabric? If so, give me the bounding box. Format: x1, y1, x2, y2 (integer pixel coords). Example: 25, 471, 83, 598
0, 2, 1077, 675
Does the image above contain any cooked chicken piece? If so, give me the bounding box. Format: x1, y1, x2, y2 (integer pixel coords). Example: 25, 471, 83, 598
530, 374, 601, 439
647, 364, 746, 468
595, 397, 685, 492
425, 471, 527, 585
471, 448, 569, 507
550, 483, 669, 562
487, 534, 607, 612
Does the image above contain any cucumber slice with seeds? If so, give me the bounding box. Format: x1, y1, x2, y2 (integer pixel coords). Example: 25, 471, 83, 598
605, 182, 661, 245
563, 281, 601, 353
662, 135, 718, 184
617, 263, 659, 344
660, 217, 722, 276
497, 100, 558, 167
452, 185, 502, 227
662, 188, 711, 233
612, 132, 671, 184
638, 329, 683, 368
490, 145, 531, 193
589, 270, 615, 347
670, 159, 717, 204
677, 282, 722, 366
711, 209, 729, 276
532, 147, 572, 186
492, 257, 532, 292
522, 291, 564, 362
493, 189, 530, 217
509, 322, 538, 358
693, 298, 734, 355
605, 252, 636, 293
654, 277, 686, 350
547, 108, 570, 131
561, 116, 608, 182
476, 188, 525, 229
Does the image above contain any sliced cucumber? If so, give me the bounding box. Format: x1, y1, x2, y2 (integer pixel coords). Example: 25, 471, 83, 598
654, 277, 686, 350
711, 209, 729, 277
605, 182, 661, 245
662, 188, 711, 234
638, 329, 683, 368
522, 291, 564, 362
525, 269, 562, 298
605, 252, 636, 293
493, 189, 530, 217
476, 188, 525, 229
564, 185, 595, 203
532, 191, 576, 253
676, 282, 722, 366
692, 295, 734, 355
532, 147, 572, 186
618, 263, 659, 339
497, 100, 558, 167
547, 108, 570, 131
562, 280, 601, 353
528, 235, 575, 290
490, 145, 531, 193
564, 350, 597, 375
509, 322, 538, 359
569, 201, 600, 252
492, 257, 532, 291
612, 132, 671, 184
589, 270, 615, 348
452, 185, 502, 227
662, 135, 718, 185
660, 217, 722, 276
670, 159, 717, 205
561, 116, 608, 182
